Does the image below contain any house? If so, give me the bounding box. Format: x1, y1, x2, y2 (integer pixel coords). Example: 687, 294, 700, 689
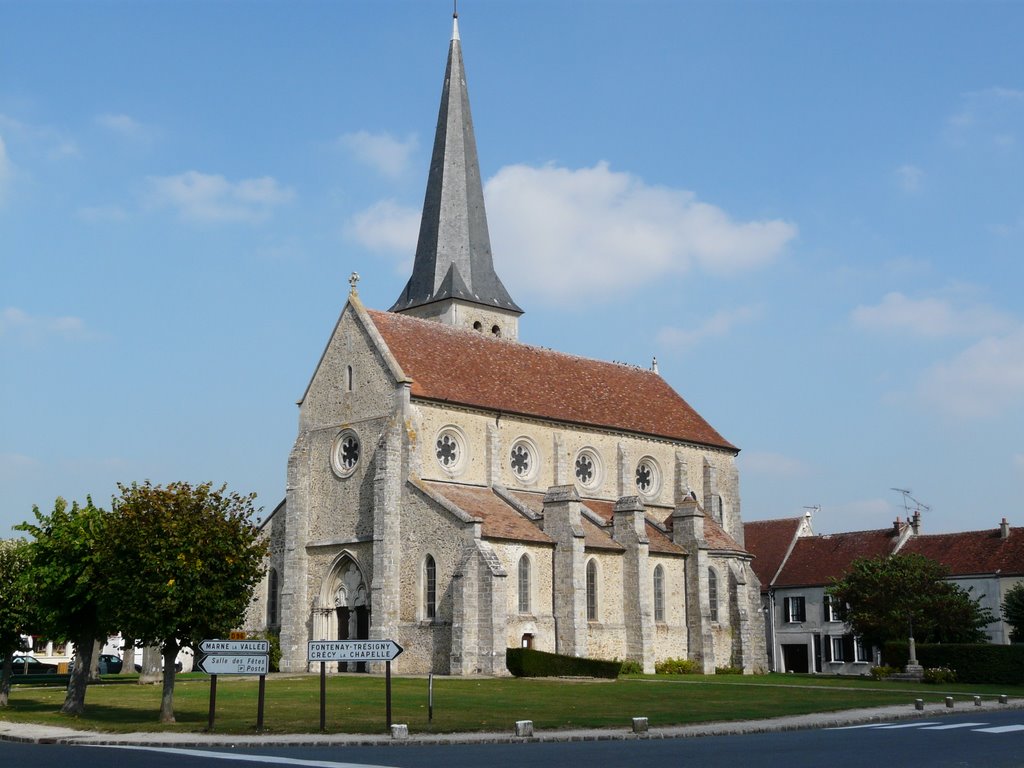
245, 14, 768, 676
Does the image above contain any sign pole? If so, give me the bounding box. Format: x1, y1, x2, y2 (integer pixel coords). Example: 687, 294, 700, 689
386, 659, 392, 730
319, 660, 326, 732
207, 674, 218, 732
428, 672, 433, 723
256, 673, 266, 731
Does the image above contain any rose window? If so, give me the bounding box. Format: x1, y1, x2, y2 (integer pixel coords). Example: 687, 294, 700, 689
575, 452, 596, 486
510, 444, 530, 477
340, 435, 359, 471
436, 433, 460, 468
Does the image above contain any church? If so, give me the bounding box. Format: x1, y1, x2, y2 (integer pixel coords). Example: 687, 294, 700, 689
248, 14, 768, 676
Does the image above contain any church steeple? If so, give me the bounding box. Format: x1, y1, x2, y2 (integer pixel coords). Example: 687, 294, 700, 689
389, 13, 523, 340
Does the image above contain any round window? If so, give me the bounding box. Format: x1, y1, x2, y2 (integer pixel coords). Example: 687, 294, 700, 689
331, 430, 360, 478
509, 438, 538, 483
635, 457, 661, 497
574, 448, 602, 491
434, 427, 467, 474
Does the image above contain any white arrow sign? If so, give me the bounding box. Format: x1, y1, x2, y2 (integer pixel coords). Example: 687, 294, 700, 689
198, 654, 269, 675
308, 639, 404, 662
199, 639, 270, 654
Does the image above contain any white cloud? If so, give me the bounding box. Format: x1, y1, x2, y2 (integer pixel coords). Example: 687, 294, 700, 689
95, 112, 149, 141
851, 292, 1013, 338
346, 199, 421, 256
945, 87, 1024, 150
919, 326, 1024, 419
338, 130, 418, 178
656, 305, 761, 349
77, 204, 128, 222
738, 451, 810, 477
147, 171, 294, 222
0, 307, 91, 343
894, 164, 924, 193
485, 162, 797, 301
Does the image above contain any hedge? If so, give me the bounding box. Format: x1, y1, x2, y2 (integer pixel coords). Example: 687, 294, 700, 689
505, 647, 622, 678
883, 642, 1024, 685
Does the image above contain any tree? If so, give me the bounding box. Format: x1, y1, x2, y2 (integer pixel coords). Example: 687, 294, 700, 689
15, 497, 112, 715
102, 481, 267, 723
828, 553, 994, 652
1002, 582, 1024, 643
0, 539, 32, 707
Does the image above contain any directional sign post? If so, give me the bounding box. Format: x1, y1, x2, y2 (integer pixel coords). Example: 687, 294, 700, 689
308, 639, 404, 731
199, 638, 271, 732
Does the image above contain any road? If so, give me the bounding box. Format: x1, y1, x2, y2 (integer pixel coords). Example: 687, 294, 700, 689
2, 710, 1023, 768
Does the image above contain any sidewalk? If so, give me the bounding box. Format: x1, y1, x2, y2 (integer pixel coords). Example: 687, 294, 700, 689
3, 698, 1023, 748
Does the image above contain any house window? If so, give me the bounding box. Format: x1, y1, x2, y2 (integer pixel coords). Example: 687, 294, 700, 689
784, 596, 806, 623
830, 636, 845, 662
586, 559, 598, 621
267, 567, 280, 626
653, 565, 665, 623
854, 636, 868, 663
708, 568, 719, 622
518, 554, 531, 614
424, 555, 437, 620
824, 594, 842, 623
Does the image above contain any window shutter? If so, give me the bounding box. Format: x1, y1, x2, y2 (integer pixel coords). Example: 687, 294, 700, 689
822, 634, 832, 662
843, 634, 856, 662
784, 597, 791, 622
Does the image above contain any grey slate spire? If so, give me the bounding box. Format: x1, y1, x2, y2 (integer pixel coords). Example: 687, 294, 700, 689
390, 15, 523, 320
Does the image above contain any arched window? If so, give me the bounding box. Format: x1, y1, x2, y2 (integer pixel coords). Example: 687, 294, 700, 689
708, 567, 719, 622
267, 567, 280, 626
586, 559, 598, 621
653, 565, 665, 623
518, 554, 531, 614
424, 555, 437, 620
345, 365, 354, 391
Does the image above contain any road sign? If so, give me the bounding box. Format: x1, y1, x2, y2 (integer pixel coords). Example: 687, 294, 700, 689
198, 654, 269, 675
308, 639, 404, 662
199, 639, 270, 654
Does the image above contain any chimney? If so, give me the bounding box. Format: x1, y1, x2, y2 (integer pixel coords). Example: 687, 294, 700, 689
893, 515, 902, 534
1000, 518, 1010, 539
911, 510, 921, 535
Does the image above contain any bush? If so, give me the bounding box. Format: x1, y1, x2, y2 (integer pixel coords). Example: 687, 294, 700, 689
655, 657, 702, 675
883, 642, 1024, 685
923, 666, 957, 685
715, 665, 743, 675
870, 665, 899, 680
505, 648, 621, 679
618, 659, 643, 675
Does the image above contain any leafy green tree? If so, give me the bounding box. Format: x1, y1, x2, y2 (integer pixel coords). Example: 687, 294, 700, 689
0, 539, 33, 707
1002, 582, 1024, 643
828, 553, 994, 652
102, 481, 267, 723
16, 497, 112, 715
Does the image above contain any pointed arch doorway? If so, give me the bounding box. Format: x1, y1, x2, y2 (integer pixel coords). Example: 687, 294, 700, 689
323, 554, 371, 672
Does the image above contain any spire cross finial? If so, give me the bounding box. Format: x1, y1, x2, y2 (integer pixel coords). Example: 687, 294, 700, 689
453, 0, 458, 18
348, 271, 360, 296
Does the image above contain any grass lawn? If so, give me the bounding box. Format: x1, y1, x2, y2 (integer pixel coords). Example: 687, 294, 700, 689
1, 672, 1021, 735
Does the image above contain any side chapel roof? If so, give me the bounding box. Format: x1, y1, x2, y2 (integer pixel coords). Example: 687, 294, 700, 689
367, 309, 736, 451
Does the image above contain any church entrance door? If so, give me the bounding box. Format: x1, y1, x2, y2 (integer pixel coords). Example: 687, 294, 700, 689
323, 554, 371, 673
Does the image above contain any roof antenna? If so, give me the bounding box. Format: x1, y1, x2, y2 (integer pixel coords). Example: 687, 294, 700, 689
891, 487, 930, 517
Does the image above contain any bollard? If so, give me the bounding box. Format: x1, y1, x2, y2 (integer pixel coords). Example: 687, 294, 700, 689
945, 697, 954, 709
914, 699, 924, 711
390, 724, 409, 740
515, 720, 534, 737
632, 717, 649, 734
999, 695, 1008, 704
974, 696, 982, 707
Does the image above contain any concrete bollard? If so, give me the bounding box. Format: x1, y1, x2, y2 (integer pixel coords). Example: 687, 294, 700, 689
515, 720, 534, 737
1000, 695, 1008, 704
914, 699, 924, 711
974, 696, 982, 707
632, 717, 649, 733
390, 724, 409, 739
945, 697, 954, 709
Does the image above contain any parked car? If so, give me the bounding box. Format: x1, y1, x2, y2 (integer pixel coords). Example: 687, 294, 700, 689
67, 654, 125, 675
5, 655, 59, 675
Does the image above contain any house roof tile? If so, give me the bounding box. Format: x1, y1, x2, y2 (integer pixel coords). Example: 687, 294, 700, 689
902, 526, 1024, 576
743, 517, 805, 587
368, 310, 735, 450
773, 528, 904, 587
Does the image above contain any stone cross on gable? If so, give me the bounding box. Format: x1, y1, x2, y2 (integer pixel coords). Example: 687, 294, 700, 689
348, 272, 360, 296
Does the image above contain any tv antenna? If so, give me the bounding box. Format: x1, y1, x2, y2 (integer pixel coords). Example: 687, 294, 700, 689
891, 488, 930, 516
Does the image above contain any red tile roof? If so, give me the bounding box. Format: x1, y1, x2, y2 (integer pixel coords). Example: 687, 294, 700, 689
773, 528, 904, 587
744, 517, 806, 588
368, 309, 735, 450
902, 527, 1024, 577
578, 498, 685, 556
420, 481, 554, 544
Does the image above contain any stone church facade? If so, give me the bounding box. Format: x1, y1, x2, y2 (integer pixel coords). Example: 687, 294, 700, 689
247, 15, 768, 676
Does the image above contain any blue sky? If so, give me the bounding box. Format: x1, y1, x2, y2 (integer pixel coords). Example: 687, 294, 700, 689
2, 0, 1022, 536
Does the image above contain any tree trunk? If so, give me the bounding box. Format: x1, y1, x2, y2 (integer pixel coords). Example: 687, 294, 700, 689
159, 640, 178, 724
120, 636, 135, 674
61, 635, 96, 715
0, 656, 12, 707
138, 645, 163, 685
87, 638, 102, 682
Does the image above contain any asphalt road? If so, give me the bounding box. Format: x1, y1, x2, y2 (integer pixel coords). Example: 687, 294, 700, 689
3, 710, 1023, 768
